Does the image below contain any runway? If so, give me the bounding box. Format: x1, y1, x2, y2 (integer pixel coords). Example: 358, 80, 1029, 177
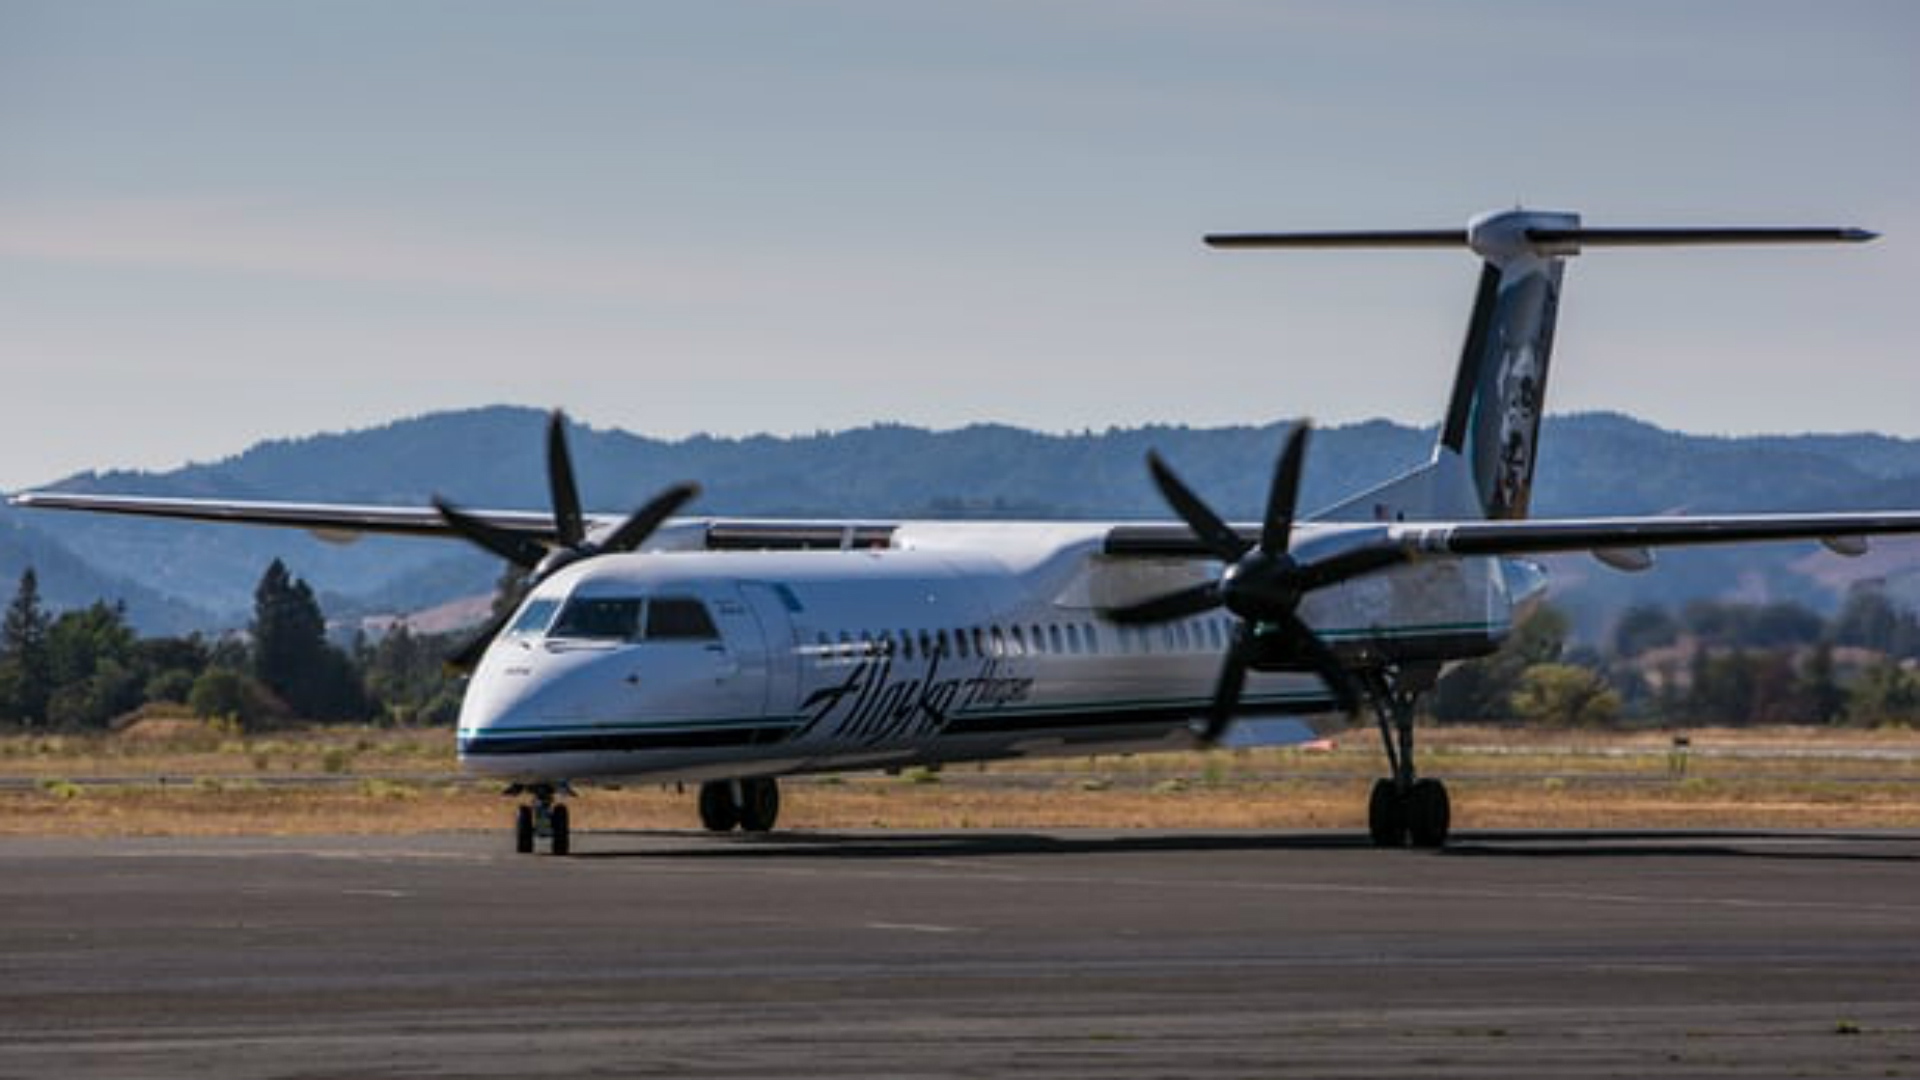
4, 829, 1917, 1078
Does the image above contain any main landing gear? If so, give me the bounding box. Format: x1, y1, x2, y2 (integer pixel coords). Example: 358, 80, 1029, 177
510, 784, 572, 856
697, 778, 780, 833
1360, 666, 1451, 849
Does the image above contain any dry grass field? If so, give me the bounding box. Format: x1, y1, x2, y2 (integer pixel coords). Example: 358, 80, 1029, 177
2, 719, 1916, 837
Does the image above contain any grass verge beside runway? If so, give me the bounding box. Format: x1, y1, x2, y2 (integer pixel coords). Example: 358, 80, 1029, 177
1, 721, 1915, 836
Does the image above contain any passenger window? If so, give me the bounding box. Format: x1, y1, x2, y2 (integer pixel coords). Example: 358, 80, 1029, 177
972, 627, 986, 657
1064, 624, 1080, 654
646, 597, 719, 641
1011, 626, 1027, 656
1048, 625, 1064, 654
838, 631, 853, 660
990, 626, 1006, 657
551, 597, 643, 641
917, 631, 933, 658
899, 630, 914, 660
1084, 624, 1100, 655
507, 598, 560, 637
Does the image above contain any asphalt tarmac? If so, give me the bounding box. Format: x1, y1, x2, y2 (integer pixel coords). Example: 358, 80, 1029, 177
3, 828, 1917, 1078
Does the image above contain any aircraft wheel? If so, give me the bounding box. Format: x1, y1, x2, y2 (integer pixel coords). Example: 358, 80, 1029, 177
549, 803, 571, 857
738, 778, 780, 833
698, 780, 740, 832
1406, 778, 1450, 849
1367, 778, 1407, 848
514, 805, 535, 854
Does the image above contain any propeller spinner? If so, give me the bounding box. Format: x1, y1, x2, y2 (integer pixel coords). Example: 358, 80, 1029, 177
1106, 421, 1369, 743
435, 411, 699, 671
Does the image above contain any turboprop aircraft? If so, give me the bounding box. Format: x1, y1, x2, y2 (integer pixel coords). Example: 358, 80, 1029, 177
14, 207, 1913, 855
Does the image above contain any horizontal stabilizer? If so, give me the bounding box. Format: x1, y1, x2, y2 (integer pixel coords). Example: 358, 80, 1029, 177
1206, 230, 1468, 249
1525, 226, 1877, 247
1207, 223, 1876, 253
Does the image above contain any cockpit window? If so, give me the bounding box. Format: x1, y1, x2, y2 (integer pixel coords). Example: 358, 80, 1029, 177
550, 597, 643, 641
506, 598, 560, 637
647, 597, 719, 641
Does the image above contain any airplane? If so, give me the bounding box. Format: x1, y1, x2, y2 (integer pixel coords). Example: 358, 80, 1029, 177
13, 207, 1914, 856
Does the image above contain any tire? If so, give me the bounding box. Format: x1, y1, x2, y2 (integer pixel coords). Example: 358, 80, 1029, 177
698, 780, 740, 832
514, 805, 535, 854
738, 778, 780, 833
549, 803, 571, 857
1406, 778, 1451, 849
1367, 778, 1407, 848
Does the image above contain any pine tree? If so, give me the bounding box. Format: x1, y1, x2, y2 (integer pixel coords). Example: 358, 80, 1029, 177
0, 569, 53, 726
250, 559, 365, 722
1797, 640, 1846, 724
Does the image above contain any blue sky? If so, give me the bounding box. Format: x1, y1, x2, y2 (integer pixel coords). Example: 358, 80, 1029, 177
2, 1, 1915, 489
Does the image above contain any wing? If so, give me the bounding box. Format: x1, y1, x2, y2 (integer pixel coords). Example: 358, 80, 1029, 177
5, 490, 903, 551
1105, 511, 1920, 563
6, 491, 559, 542
1408, 512, 1920, 557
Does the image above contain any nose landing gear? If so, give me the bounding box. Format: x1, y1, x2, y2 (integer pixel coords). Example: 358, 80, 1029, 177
509, 784, 572, 856
697, 778, 780, 833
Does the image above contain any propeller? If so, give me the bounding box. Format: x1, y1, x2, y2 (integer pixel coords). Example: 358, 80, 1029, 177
435, 410, 700, 671
1107, 421, 1367, 743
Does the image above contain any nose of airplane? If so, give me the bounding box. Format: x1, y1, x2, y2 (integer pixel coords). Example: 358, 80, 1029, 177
453, 643, 562, 771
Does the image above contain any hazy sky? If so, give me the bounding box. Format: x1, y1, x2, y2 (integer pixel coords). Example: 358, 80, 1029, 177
3, 1, 1916, 490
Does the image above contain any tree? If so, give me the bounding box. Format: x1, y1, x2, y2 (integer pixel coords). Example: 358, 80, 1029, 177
43, 601, 142, 729
187, 666, 286, 728
1611, 604, 1678, 658
250, 560, 366, 721
1510, 663, 1620, 728
0, 569, 53, 726
1679, 600, 1824, 650
1431, 605, 1568, 722
362, 624, 463, 726
1832, 585, 1920, 657
1845, 658, 1920, 727
1797, 640, 1846, 725
1687, 647, 1762, 725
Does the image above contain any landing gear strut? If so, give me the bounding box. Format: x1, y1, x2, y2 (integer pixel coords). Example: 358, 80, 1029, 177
511, 784, 572, 856
698, 778, 780, 833
1361, 666, 1450, 849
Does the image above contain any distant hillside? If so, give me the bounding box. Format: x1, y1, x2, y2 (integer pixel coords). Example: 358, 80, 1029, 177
8, 406, 1920, 640
0, 515, 213, 634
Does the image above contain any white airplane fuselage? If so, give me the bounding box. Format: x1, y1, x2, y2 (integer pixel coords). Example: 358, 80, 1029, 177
457, 521, 1528, 785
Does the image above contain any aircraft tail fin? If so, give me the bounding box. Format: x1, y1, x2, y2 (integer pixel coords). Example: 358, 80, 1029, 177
1210, 211, 1876, 522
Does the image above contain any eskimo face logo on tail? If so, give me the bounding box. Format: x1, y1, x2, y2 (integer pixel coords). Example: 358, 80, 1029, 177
1472, 269, 1560, 520
796, 646, 1034, 747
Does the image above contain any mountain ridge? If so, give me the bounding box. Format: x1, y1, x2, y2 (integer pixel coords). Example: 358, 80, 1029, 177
8, 407, 1920, 639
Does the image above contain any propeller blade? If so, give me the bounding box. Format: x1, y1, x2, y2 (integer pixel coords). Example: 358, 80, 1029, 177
1260, 420, 1310, 556
1147, 452, 1250, 563
433, 497, 547, 569
445, 604, 518, 674
1280, 612, 1362, 716
546, 411, 585, 548
1200, 624, 1253, 744
601, 482, 702, 553
1104, 582, 1223, 625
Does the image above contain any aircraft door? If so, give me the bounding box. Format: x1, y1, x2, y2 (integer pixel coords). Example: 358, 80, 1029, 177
735, 582, 802, 719
702, 589, 772, 718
